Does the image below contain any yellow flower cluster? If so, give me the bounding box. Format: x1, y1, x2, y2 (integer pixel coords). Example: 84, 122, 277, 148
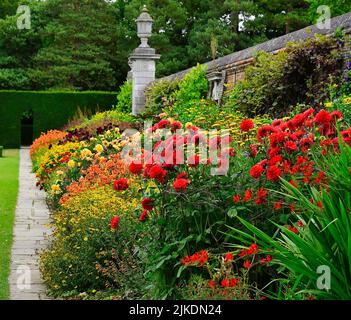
40, 186, 140, 293
36, 142, 81, 177
53, 186, 139, 239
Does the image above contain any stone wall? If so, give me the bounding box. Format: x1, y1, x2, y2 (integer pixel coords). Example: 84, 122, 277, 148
158, 12, 351, 99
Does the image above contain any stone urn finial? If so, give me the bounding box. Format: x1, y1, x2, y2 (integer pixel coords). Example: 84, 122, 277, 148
136, 5, 153, 48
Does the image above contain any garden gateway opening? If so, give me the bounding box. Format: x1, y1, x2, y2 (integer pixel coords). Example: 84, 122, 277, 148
20, 110, 33, 146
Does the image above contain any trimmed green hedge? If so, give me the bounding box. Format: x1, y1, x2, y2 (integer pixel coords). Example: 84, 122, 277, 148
0, 90, 116, 148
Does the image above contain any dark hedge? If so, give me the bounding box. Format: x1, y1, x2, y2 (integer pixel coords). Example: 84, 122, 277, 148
0, 90, 116, 148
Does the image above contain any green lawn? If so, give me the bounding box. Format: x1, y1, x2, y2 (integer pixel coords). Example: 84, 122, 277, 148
0, 149, 19, 300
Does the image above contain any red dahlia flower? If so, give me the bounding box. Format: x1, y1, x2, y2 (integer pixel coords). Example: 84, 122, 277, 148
314, 110, 331, 126
139, 210, 148, 222
243, 260, 251, 269
157, 119, 170, 129
249, 164, 264, 179
240, 119, 254, 132
171, 121, 183, 132
233, 194, 241, 203
113, 178, 129, 191
110, 216, 120, 230
173, 178, 189, 192
272, 119, 283, 127
330, 110, 342, 120
128, 161, 143, 175
266, 165, 282, 182
141, 198, 154, 211
149, 165, 167, 182
224, 253, 234, 263
269, 155, 283, 166
284, 141, 297, 153
244, 189, 253, 202
208, 280, 216, 288
257, 125, 275, 142
255, 188, 268, 205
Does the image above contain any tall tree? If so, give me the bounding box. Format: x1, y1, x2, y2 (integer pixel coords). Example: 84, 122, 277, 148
29, 0, 118, 90
0, 0, 20, 19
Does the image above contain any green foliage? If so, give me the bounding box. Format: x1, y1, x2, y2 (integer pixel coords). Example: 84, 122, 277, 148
225, 36, 345, 117
224, 50, 288, 116
174, 64, 209, 104
72, 109, 137, 133
0, 90, 116, 148
144, 79, 180, 116
115, 80, 132, 113
0, 0, 20, 19
307, 0, 351, 23
226, 142, 351, 299
0, 0, 321, 91
0, 69, 30, 90
144, 64, 208, 117
29, 0, 118, 91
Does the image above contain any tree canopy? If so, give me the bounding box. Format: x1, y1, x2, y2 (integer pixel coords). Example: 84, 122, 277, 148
0, 0, 349, 91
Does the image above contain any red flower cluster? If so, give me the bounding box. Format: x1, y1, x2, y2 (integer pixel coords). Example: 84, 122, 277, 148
142, 198, 154, 211
129, 161, 143, 175
110, 216, 120, 230
249, 164, 264, 179
224, 252, 234, 263
139, 210, 148, 222
239, 243, 259, 257
240, 119, 254, 132
259, 255, 272, 266
182, 250, 208, 267
220, 277, 240, 288
245, 108, 350, 214
113, 178, 129, 191
139, 198, 154, 222
173, 172, 190, 192
148, 164, 167, 183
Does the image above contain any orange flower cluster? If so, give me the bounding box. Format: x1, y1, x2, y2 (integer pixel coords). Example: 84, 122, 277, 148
59, 154, 127, 205
30, 130, 67, 158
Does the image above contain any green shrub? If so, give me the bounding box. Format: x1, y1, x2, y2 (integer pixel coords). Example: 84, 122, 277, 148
143, 64, 208, 117
174, 64, 208, 105
115, 80, 132, 113
144, 79, 180, 116
224, 36, 344, 117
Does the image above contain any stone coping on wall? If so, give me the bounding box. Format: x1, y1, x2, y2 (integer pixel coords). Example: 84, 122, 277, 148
158, 11, 351, 83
